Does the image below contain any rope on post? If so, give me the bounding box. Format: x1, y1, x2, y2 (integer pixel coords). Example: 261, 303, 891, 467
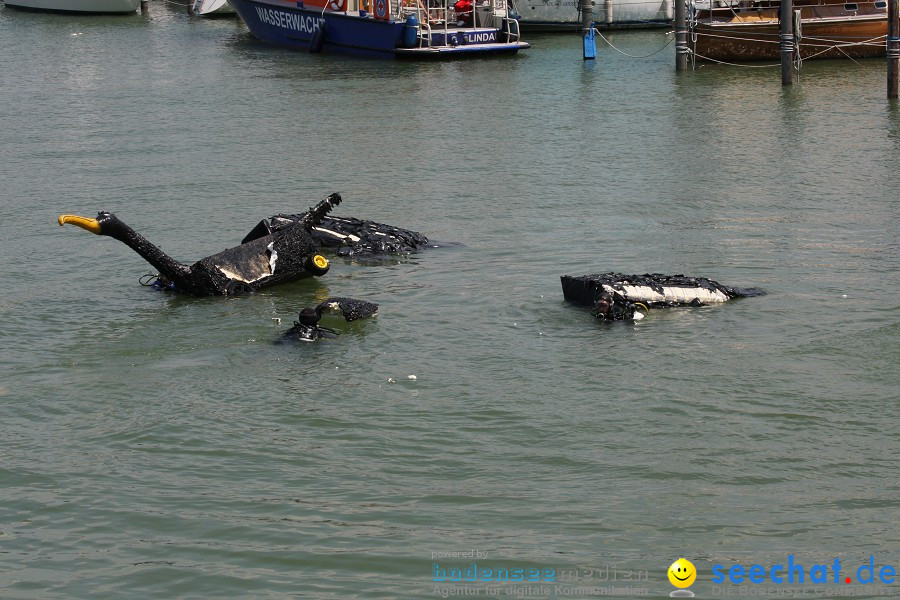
594, 29, 674, 58
887, 36, 900, 58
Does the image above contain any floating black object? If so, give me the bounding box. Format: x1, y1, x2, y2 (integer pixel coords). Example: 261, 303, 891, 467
58, 194, 341, 296
561, 273, 765, 321
313, 297, 379, 321
243, 212, 429, 256
281, 297, 379, 342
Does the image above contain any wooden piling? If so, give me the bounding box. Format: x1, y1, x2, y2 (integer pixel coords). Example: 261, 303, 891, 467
780, 0, 793, 85
675, 0, 687, 71
889, 0, 899, 97
140, 0, 148, 12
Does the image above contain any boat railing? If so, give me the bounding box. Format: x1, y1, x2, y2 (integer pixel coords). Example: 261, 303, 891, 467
486, 0, 521, 40
473, 0, 521, 37
397, 0, 520, 46
399, 0, 451, 46
502, 13, 521, 40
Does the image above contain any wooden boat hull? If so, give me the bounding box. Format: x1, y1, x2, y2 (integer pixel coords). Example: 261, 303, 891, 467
692, 2, 887, 62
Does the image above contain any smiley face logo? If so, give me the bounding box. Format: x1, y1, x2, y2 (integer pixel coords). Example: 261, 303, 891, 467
668, 558, 696, 588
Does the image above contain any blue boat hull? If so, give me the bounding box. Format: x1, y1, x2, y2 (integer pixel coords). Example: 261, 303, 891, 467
228, 0, 528, 58
229, 0, 400, 57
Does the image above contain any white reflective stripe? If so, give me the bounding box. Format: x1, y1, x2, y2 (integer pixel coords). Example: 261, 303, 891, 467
604, 284, 729, 304
267, 242, 278, 274
313, 227, 361, 243
216, 267, 252, 283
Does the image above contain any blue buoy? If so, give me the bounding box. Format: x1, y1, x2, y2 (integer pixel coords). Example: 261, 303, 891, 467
583, 23, 596, 60
404, 14, 419, 48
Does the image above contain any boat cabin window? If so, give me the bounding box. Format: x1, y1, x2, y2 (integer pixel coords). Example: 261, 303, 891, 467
843, 2, 858, 9
875, 0, 886, 8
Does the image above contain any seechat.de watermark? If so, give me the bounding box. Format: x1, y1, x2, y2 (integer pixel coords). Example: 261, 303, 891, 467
711, 556, 896, 586
667, 555, 898, 598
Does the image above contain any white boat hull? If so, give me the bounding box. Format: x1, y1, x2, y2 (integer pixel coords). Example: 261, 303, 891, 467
514, 0, 672, 30
192, 0, 235, 15
3, 0, 141, 12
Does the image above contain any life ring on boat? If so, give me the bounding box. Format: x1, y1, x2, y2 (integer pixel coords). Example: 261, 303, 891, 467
374, 0, 390, 19
328, 0, 346, 10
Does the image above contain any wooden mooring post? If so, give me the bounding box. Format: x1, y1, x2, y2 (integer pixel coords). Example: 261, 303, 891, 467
675, 0, 688, 70
140, 0, 148, 12
889, 0, 899, 97
780, 0, 794, 85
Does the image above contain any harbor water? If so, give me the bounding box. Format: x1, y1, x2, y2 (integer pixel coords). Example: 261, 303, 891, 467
0, 3, 898, 598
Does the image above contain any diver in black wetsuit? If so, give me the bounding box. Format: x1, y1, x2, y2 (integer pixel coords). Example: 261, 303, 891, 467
591, 291, 639, 322
279, 297, 379, 343
281, 308, 339, 342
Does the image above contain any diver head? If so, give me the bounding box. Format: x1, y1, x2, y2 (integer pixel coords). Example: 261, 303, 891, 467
593, 292, 613, 316
298, 308, 320, 327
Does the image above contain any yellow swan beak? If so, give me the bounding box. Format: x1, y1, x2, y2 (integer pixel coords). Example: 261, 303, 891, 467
58, 215, 102, 235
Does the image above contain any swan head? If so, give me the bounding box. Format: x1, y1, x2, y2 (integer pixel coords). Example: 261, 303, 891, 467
58, 212, 123, 236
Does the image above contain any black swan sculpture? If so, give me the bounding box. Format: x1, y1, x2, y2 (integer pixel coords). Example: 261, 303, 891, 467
561, 273, 765, 321
242, 212, 429, 256
58, 194, 341, 296
280, 297, 379, 342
